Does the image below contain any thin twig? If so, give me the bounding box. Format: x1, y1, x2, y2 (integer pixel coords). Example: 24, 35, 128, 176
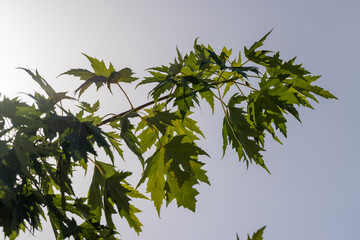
60, 100, 64, 116
240, 59, 250, 66
235, 82, 258, 91
217, 87, 228, 115
235, 83, 246, 97
116, 83, 134, 109
215, 70, 228, 114
213, 93, 227, 106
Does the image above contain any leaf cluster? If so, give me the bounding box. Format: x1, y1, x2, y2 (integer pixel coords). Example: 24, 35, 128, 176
0, 32, 336, 239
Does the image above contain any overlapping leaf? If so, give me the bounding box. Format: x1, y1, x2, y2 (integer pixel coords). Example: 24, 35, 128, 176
88, 161, 144, 234
139, 135, 209, 215
222, 94, 268, 171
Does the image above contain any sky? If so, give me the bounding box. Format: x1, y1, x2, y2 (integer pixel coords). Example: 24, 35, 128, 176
0, 0, 359, 239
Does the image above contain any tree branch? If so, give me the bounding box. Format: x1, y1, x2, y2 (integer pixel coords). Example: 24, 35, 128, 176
98, 95, 170, 126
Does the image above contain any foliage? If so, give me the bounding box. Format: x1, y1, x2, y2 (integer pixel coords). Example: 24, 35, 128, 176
0, 32, 336, 239
237, 226, 266, 240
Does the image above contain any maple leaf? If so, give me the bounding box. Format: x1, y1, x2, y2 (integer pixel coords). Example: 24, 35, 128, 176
119, 111, 144, 165
58, 68, 95, 81
107, 68, 138, 84
139, 135, 209, 214
139, 148, 166, 216
247, 226, 266, 240
82, 54, 115, 77
222, 94, 268, 171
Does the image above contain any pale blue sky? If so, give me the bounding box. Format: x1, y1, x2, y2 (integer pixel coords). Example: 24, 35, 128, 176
0, 1, 359, 239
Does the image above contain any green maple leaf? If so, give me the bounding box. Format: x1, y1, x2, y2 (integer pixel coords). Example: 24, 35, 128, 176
137, 126, 158, 154
78, 100, 100, 113
247, 226, 266, 240
104, 131, 124, 160
173, 86, 199, 119
205, 48, 227, 69
248, 89, 289, 139
148, 76, 176, 102
164, 135, 209, 174
139, 136, 209, 214
119, 112, 144, 165
107, 67, 138, 83
60, 55, 137, 97
244, 30, 273, 59
165, 173, 199, 211
19, 68, 56, 97
88, 162, 143, 233
46, 114, 110, 162
143, 110, 180, 135
72, 198, 96, 220
122, 181, 148, 200
58, 68, 95, 81
193, 40, 215, 70
88, 165, 105, 216
220, 47, 232, 63
118, 204, 143, 234
182, 75, 215, 112
88, 162, 113, 215
183, 51, 199, 73
104, 172, 131, 214
163, 136, 209, 210
137, 70, 167, 86
283, 75, 337, 101
222, 94, 268, 171
170, 114, 204, 142
199, 89, 215, 112
104, 171, 143, 233
83, 53, 115, 77
140, 148, 166, 216
74, 75, 107, 97
189, 160, 210, 185
138, 65, 176, 102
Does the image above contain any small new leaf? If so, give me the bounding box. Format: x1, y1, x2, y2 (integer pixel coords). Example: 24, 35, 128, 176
248, 226, 266, 240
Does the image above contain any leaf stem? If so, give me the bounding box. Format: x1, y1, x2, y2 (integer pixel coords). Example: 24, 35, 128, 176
235, 81, 258, 91
165, 85, 175, 111
235, 83, 246, 97
88, 156, 104, 177
116, 83, 134, 109
240, 59, 250, 66
101, 113, 117, 119
213, 94, 227, 106
215, 71, 228, 114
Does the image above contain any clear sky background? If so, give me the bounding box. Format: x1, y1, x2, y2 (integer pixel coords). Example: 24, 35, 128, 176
0, 1, 359, 239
